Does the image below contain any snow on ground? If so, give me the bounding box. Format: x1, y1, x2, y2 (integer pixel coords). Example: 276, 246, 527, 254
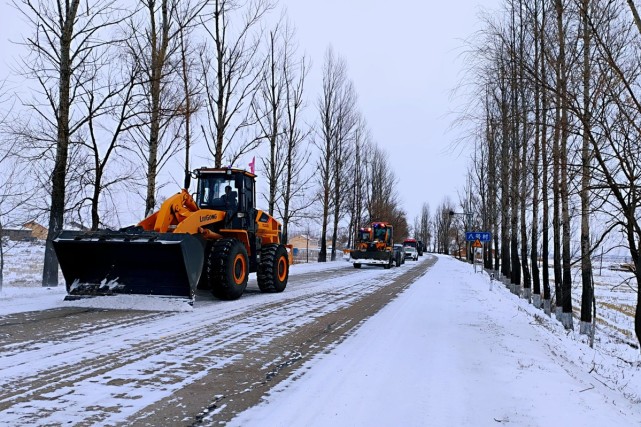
230, 255, 641, 427
1, 242, 640, 426
0, 243, 356, 315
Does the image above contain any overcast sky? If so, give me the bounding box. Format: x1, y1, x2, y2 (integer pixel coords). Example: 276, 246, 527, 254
0, 1, 498, 228
277, 0, 498, 223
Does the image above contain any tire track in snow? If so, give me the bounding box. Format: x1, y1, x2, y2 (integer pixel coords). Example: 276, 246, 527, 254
0, 258, 432, 426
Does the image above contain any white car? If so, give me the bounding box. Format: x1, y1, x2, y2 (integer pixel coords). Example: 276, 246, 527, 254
404, 245, 418, 261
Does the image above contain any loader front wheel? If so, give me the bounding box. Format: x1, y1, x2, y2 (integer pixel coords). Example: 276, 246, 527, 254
207, 239, 248, 300
257, 244, 289, 293
197, 241, 215, 290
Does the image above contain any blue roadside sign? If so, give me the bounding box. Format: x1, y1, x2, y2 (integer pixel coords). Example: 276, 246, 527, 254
465, 232, 492, 242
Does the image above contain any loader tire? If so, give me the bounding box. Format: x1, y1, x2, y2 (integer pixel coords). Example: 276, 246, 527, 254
353, 263, 361, 269
197, 241, 215, 290
257, 244, 289, 293
207, 239, 248, 300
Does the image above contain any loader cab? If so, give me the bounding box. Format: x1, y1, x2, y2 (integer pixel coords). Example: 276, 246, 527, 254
195, 168, 257, 231
357, 228, 372, 242
372, 222, 393, 247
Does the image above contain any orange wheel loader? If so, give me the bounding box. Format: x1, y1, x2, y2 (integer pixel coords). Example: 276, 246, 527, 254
349, 222, 394, 269
52, 168, 291, 304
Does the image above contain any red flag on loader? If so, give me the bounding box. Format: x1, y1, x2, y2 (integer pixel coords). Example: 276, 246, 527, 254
249, 156, 255, 174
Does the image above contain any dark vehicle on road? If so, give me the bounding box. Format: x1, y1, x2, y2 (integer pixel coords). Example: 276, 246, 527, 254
392, 244, 405, 267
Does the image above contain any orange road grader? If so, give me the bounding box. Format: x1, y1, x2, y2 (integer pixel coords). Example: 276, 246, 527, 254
53, 168, 291, 303
349, 222, 394, 269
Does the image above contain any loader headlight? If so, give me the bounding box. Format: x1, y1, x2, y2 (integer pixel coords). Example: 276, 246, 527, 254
237, 212, 246, 218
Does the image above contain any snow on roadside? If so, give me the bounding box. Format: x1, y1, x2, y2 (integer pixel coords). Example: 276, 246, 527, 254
229, 255, 641, 427
2, 241, 640, 425
0, 285, 69, 315
0, 240, 353, 315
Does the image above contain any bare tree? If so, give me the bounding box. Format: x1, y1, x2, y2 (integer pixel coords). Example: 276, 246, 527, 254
529, 0, 543, 309
200, 0, 274, 168
124, 0, 206, 216
434, 199, 455, 255
345, 116, 370, 248
499, 50, 512, 283
272, 23, 313, 244
78, 61, 142, 230
577, 0, 595, 338
419, 202, 432, 251
329, 80, 357, 261
581, 0, 641, 349
252, 18, 312, 234
315, 47, 346, 262
254, 24, 285, 216
517, 0, 532, 300
0, 83, 29, 291
365, 145, 407, 238
177, 19, 205, 190
462, 0, 641, 344
555, 0, 574, 330
539, 1, 553, 316
12, 0, 130, 286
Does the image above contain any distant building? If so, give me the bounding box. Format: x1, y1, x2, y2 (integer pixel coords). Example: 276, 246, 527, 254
288, 234, 320, 263
23, 221, 48, 240
1, 221, 48, 241
288, 234, 319, 250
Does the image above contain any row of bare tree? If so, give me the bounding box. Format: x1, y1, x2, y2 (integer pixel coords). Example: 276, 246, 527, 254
315, 48, 409, 261
0, 1, 410, 288
459, 0, 641, 350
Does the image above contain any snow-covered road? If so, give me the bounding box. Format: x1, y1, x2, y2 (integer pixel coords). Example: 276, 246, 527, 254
1, 252, 640, 426
230, 255, 641, 427
0, 255, 433, 426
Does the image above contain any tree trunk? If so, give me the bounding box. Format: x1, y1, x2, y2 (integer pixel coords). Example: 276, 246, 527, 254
43, 3, 80, 287
632, 236, 641, 350
144, 1, 169, 217
540, 3, 551, 316
510, 8, 521, 294
518, 0, 530, 300
319, 208, 329, 262
579, 0, 593, 337
556, 0, 573, 330
500, 75, 511, 283
552, 2, 563, 319
91, 168, 102, 230
531, 0, 542, 308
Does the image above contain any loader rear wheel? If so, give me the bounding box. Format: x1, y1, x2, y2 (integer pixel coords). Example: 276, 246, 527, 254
257, 244, 289, 293
207, 239, 248, 300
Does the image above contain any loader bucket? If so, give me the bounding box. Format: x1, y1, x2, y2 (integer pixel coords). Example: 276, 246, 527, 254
53, 230, 206, 301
